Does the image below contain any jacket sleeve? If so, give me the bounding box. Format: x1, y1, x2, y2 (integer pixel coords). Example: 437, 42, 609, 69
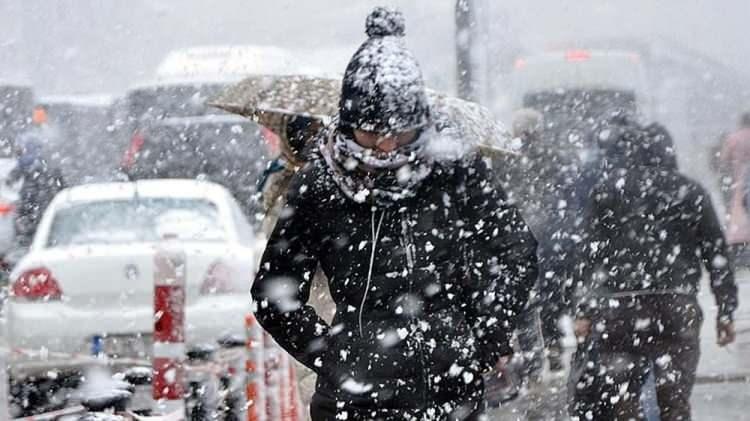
460, 155, 538, 368
696, 189, 738, 322
250, 166, 331, 372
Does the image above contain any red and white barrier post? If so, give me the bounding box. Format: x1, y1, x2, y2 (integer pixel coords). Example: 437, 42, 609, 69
153, 244, 187, 416
279, 352, 302, 421
245, 314, 266, 421
286, 359, 303, 421
263, 332, 282, 421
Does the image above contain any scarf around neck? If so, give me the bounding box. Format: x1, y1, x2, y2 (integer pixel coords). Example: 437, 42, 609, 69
321, 126, 434, 205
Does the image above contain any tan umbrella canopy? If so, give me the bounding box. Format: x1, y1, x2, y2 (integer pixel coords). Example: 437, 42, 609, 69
208, 74, 516, 159
208, 74, 339, 137
427, 91, 517, 157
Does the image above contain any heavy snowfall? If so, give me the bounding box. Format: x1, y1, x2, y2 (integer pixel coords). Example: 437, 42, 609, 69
0, 1, 748, 420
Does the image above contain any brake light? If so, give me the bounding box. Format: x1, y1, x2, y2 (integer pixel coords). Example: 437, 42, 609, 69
0, 202, 15, 216
565, 50, 591, 62
200, 261, 236, 295
12, 267, 62, 301
121, 131, 145, 169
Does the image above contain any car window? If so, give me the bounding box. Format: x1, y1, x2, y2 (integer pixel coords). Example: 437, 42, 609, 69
46, 198, 226, 247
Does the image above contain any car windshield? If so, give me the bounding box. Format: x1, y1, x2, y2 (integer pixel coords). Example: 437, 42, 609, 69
126, 83, 227, 120
46, 198, 226, 247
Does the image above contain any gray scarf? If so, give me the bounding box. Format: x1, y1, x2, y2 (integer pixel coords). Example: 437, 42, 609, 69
321, 127, 434, 205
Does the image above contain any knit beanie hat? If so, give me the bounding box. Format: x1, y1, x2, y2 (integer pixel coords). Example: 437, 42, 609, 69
338, 7, 430, 135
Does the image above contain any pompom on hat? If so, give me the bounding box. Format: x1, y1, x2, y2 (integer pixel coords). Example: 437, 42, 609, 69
338, 7, 430, 135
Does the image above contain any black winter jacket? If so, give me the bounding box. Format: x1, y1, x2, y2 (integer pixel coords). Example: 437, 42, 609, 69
251, 153, 538, 416
576, 130, 737, 322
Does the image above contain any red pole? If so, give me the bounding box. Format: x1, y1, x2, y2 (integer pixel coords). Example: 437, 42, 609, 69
245, 314, 266, 421
286, 358, 301, 421
264, 332, 282, 421
280, 352, 290, 421
153, 244, 187, 416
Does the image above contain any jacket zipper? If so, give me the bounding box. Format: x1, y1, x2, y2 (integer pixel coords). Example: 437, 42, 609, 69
359, 208, 385, 338
401, 214, 430, 410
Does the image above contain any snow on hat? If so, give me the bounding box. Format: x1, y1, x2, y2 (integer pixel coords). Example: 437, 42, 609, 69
338, 6, 430, 134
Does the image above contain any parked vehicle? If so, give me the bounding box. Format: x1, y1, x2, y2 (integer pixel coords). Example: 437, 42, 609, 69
117, 80, 232, 167
122, 114, 270, 222
504, 49, 651, 155
5, 179, 263, 378
155, 44, 317, 82
36, 95, 115, 184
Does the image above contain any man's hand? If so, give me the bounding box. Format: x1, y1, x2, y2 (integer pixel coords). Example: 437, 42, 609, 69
574, 318, 591, 340
717, 320, 736, 347
493, 355, 511, 373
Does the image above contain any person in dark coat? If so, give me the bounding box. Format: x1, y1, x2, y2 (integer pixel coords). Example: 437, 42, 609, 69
504, 108, 575, 373
251, 7, 538, 421
569, 121, 738, 421
8, 131, 66, 247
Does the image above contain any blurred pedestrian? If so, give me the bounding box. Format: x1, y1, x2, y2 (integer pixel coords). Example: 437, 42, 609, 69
719, 111, 750, 264
505, 108, 569, 374
8, 130, 66, 248
569, 121, 737, 421
251, 7, 538, 420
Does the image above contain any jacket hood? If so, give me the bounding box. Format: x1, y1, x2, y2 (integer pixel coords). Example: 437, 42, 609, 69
605, 122, 678, 170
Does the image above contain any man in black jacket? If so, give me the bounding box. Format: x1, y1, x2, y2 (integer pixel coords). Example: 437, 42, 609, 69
251, 7, 538, 421
569, 121, 738, 421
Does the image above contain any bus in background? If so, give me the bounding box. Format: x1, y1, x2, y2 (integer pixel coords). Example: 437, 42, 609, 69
505, 49, 651, 160
155, 44, 320, 82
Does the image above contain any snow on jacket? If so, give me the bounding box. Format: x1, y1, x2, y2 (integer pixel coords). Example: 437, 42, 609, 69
251, 150, 538, 415
576, 126, 737, 322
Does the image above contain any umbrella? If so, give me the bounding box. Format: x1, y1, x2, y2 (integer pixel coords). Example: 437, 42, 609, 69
207, 74, 338, 137
426, 90, 517, 158
208, 74, 517, 159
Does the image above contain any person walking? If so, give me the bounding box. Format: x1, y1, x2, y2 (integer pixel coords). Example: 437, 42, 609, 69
251, 7, 538, 420
719, 112, 750, 264
504, 108, 571, 374
569, 121, 738, 421
9, 130, 66, 247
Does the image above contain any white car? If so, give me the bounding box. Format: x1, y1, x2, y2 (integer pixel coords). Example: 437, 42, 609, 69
4, 179, 263, 374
